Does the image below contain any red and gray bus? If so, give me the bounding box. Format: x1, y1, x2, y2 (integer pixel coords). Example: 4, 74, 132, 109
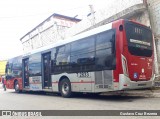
5, 19, 155, 97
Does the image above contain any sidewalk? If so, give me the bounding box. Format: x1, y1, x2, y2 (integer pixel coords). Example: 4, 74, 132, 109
0, 83, 7, 91
0, 83, 3, 89
150, 88, 160, 97
123, 89, 160, 97
100, 88, 160, 97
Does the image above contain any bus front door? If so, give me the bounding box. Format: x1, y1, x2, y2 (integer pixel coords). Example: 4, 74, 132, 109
22, 58, 29, 88
42, 52, 52, 89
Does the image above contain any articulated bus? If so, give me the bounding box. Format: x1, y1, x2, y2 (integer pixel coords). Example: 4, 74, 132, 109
5, 19, 155, 97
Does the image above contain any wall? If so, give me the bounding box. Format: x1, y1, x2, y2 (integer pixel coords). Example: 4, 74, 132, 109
66, 0, 144, 37
147, 0, 160, 37
0, 60, 7, 76
21, 15, 80, 53
147, 0, 160, 76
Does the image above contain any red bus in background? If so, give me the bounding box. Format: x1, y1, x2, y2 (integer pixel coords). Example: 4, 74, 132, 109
5, 56, 22, 92
5, 19, 155, 97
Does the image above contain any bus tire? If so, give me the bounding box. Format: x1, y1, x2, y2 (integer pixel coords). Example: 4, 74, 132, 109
14, 80, 21, 93
59, 78, 72, 98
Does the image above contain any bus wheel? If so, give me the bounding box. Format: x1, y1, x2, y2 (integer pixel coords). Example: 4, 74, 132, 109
60, 78, 72, 98
14, 81, 21, 93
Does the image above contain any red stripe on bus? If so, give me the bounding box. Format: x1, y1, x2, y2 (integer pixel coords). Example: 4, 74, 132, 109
29, 83, 41, 84
71, 81, 95, 84
52, 81, 94, 84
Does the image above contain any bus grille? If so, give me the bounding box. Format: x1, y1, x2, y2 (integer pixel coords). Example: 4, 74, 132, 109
95, 70, 112, 88
98, 85, 109, 88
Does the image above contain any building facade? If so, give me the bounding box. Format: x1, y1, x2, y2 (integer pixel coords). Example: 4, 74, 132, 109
20, 13, 81, 53
147, 0, 160, 76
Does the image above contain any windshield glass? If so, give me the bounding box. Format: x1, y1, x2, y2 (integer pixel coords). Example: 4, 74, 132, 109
125, 21, 153, 57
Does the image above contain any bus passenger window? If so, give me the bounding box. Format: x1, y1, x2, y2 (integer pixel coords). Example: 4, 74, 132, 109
95, 30, 116, 70
55, 45, 70, 65
53, 44, 71, 74
70, 36, 95, 72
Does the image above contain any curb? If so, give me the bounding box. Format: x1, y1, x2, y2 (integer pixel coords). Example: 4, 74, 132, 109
101, 89, 160, 98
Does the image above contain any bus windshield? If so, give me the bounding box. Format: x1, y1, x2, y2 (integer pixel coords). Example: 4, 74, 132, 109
125, 21, 153, 57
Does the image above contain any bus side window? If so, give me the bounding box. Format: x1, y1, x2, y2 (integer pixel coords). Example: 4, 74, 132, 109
5, 63, 9, 74
111, 32, 116, 69
6, 63, 13, 74
95, 30, 116, 70
70, 36, 95, 72
29, 53, 41, 76
55, 45, 70, 65
5, 63, 13, 80
111, 33, 116, 54
54, 44, 70, 73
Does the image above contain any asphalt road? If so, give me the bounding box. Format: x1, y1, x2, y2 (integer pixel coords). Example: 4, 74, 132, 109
0, 84, 160, 119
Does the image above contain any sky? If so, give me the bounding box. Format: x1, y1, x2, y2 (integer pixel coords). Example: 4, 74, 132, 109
0, 0, 109, 60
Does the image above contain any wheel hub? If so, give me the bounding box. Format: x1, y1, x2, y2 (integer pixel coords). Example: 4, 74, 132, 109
62, 82, 69, 95
15, 83, 19, 91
